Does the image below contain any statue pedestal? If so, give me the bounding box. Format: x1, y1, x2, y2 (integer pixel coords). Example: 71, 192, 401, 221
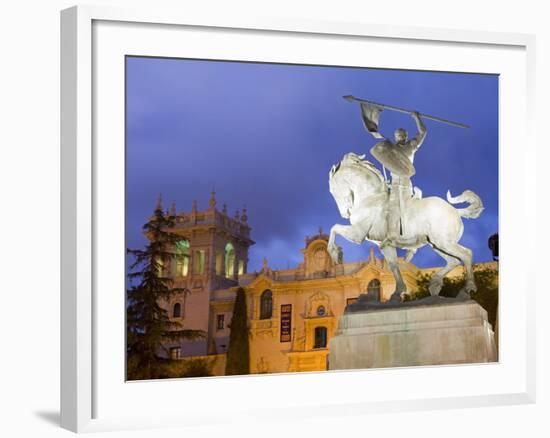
328, 300, 497, 370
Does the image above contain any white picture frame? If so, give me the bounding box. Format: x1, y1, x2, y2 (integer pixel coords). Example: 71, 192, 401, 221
61, 4, 536, 433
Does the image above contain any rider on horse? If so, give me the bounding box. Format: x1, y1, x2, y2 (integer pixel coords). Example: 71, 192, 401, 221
361, 106, 427, 249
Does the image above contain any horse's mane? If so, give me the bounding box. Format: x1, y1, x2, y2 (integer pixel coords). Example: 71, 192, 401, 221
329, 152, 386, 186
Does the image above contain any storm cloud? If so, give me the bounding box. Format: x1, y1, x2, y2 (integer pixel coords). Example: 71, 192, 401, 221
126, 57, 498, 271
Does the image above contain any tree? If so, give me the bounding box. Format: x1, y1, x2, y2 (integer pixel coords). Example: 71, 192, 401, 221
225, 288, 250, 375
406, 265, 498, 329
126, 197, 204, 380
181, 358, 213, 378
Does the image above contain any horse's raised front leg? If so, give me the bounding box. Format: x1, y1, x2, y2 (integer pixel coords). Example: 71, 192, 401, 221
380, 245, 406, 302
328, 223, 367, 264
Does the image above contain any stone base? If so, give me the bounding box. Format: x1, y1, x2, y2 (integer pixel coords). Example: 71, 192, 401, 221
328, 300, 497, 370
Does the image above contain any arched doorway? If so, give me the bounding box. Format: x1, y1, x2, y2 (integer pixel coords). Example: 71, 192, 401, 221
367, 279, 381, 301
314, 326, 328, 349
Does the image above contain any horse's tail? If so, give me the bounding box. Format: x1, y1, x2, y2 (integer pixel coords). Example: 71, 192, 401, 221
446, 190, 484, 219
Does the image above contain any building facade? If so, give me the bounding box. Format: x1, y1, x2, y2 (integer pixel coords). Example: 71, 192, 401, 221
155, 195, 496, 375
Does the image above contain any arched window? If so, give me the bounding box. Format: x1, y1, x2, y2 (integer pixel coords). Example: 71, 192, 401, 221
260, 290, 273, 320
175, 240, 190, 277
225, 243, 235, 279
314, 326, 328, 349
367, 279, 381, 301
215, 251, 223, 275
173, 302, 182, 318
155, 256, 165, 277
193, 250, 205, 275
238, 260, 245, 276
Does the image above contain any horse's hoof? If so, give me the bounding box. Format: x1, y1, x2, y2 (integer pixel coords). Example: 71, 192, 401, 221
428, 279, 443, 296
389, 292, 402, 303
456, 290, 470, 300
327, 246, 340, 264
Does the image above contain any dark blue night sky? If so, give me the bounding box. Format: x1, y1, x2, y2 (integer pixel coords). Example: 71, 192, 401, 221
126, 56, 498, 272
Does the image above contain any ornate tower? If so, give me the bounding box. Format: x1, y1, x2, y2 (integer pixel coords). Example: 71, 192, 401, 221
159, 193, 254, 357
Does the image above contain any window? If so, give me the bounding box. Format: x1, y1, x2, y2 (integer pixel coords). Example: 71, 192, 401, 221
216, 314, 225, 330
367, 279, 381, 301
260, 290, 273, 320
155, 256, 165, 277
314, 326, 328, 349
225, 243, 235, 279
169, 347, 181, 360
215, 251, 223, 276
175, 240, 190, 277
173, 302, 182, 318
238, 259, 245, 276
194, 249, 205, 275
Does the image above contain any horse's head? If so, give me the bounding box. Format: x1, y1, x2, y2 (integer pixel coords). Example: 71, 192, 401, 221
329, 152, 386, 219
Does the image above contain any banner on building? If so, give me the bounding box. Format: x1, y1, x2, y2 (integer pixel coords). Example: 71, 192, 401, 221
280, 304, 292, 342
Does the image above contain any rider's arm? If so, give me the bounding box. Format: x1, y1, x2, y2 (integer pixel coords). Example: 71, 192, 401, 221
410, 111, 427, 150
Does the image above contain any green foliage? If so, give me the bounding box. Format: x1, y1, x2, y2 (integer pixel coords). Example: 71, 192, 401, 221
150, 358, 213, 379
181, 358, 213, 378
225, 288, 250, 376
126, 201, 205, 380
406, 265, 499, 328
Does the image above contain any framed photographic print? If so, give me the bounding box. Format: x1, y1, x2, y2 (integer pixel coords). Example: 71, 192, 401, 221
61, 5, 536, 433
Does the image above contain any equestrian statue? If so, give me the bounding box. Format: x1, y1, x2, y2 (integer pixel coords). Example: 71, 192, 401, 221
327, 96, 484, 302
